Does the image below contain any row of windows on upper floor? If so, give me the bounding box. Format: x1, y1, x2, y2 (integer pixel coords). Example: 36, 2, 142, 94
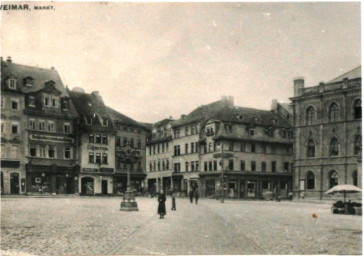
28, 119, 72, 134
29, 144, 73, 159
306, 135, 362, 158
304, 170, 358, 190
115, 123, 144, 135
173, 141, 292, 156
152, 128, 172, 139
305, 99, 361, 125
88, 134, 109, 144
88, 152, 109, 164
116, 136, 143, 149
173, 124, 200, 138
115, 158, 143, 171
1, 121, 20, 135
149, 159, 171, 172
1, 95, 71, 111
173, 160, 291, 173
148, 141, 171, 155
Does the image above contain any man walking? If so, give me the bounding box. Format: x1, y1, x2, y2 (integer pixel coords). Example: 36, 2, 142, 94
194, 189, 199, 204
189, 189, 194, 203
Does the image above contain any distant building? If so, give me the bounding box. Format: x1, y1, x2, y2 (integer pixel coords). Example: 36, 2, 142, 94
145, 118, 174, 195
290, 66, 362, 199
69, 89, 115, 195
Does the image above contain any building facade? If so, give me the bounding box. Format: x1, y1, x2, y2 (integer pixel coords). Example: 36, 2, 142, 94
290, 66, 362, 199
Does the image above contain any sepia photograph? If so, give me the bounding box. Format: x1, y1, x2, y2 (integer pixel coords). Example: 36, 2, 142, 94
0, 1, 362, 255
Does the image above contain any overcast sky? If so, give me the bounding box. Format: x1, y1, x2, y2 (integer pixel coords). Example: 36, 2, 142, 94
1, 2, 361, 123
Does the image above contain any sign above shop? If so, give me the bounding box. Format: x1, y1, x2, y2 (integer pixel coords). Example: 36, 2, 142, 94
30, 134, 74, 143
87, 145, 108, 151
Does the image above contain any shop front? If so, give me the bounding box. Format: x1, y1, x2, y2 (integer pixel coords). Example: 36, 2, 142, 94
79, 168, 114, 195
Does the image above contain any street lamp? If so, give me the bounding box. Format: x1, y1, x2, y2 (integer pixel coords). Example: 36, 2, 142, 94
119, 142, 139, 211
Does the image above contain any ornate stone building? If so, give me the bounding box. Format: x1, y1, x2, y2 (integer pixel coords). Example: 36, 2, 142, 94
290, 66, 362, 199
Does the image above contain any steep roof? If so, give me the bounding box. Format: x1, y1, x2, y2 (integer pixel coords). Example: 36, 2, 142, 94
68, 90, 109, 117
153, 118, 174, 129
106, 106, 147, 130
173, 99, 291, 128
329, 66, 361, 83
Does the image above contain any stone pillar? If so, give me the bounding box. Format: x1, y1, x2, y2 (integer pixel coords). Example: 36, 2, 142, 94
156, 178, 160, 193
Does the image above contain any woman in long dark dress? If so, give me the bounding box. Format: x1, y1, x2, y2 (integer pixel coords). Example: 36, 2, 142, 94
158, 190, 167, 219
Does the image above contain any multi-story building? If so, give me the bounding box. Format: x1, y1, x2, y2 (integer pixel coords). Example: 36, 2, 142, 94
290, 66, 362, 199
1, 57, 27, 194
69, 88, 115, 195
1, 57, 80, 195
107, 106, 148, 194
145, 118, 174, 195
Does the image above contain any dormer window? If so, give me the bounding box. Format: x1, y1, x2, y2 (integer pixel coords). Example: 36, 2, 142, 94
8, 79, 17, 90
85, 116, 93, 125
102, 118, 108, 126
44, 96, 51, 107
61, 98, 69, 110
28, 96, 35, 107
235, 114, 244, 120
253, 117, 261, 123
24, 77, 34, 87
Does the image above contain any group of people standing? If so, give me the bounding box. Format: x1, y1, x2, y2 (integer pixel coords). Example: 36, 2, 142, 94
157, 189, 199, 219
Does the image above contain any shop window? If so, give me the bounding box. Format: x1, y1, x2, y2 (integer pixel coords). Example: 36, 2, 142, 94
102, 153, 108, 164
354, 99, 361, 119
329, 103, 339, 122
89, 152, 94, 163
307, 139, 316, 157
306, 171, 315, 189
48, 146, 55, 158
64, 147, 71, 159
354, 135, 362, 156
306, 106, 315, 125
95, 153, 101, 164
329, 171, 338, 188
329, 137, 339, 156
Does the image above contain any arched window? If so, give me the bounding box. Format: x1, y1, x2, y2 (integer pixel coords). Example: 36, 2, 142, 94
329, 103, 339, 122
307, 139, 316, 157
354, 135, 362, 156
352, 170, 358, 186
329, 171, 338, 188
306, 107, 315, 125
306, 171, 315, 189
329, 137, 339, 156
354, 99, 361, 119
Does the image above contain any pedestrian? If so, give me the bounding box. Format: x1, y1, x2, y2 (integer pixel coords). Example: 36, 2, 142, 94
171, 192, 176, 211
157, 189, 166, 219
194, 189, 199, 204
189, 189, 194, 203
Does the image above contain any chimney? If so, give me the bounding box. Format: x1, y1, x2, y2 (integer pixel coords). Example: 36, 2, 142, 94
6, 56, 12, 62
271, 99, 278, 112
293, 77, 304, 97
91, 91, 104, 104
221, 95, 234, 108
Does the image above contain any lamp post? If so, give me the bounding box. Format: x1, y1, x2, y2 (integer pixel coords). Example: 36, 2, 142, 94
120, 143, 139, 211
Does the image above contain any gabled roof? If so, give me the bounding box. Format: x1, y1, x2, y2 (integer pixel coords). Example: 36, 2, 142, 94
106, 106, 147, 130
172, 99, 291, 128
329, 66, 361, 83
68, 90, 109, 117
153, 118, 174, 129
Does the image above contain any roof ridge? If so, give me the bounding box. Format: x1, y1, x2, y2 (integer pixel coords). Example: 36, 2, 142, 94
328, 65, 361, 83
4, 61, 56, 72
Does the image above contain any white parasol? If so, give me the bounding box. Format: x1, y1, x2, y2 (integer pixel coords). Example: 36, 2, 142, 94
325, 184, 362, 202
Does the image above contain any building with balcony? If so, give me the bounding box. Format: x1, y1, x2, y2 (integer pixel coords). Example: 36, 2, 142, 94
107, 107, 148, 194
69, 89, 115, 195
1, 57, 80, 195
145, 118, 174, 195
290, 66, 362, 199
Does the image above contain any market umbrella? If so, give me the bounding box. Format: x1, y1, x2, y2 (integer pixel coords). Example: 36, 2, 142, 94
325, 184, 362, 202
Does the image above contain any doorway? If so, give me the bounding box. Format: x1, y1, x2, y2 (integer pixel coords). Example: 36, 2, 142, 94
246, 181, 256, 198
102, 180, 108, 195
66, 177, 74, 194
10, 172, 20, 194
81, 177, 94, 195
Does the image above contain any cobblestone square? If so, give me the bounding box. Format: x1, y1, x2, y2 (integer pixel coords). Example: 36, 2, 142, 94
1, 197, 362, 255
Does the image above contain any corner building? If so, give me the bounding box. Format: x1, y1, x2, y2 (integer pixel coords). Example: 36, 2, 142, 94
290, 66, 362, 199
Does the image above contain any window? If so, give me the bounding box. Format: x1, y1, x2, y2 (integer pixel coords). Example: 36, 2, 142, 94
185, 162, 189, 172
204, 162, 208, 171
185, 126, 189, 136
208, 143, 213, 152
11, 123, 18, 134
209, 161, 212, 171
48, 121, 55, 132
1, 122, 4, 133
1, 96, 4, 108
284, 162, 289, 173
213, 161, 217, 171
8, 79, 16, 89
249, 129, 255, 136
329, 171, 338, 188
306, 171, 315, 189
261, 162, 266, 172
353, 170, 358, 186
195, 142, 199, 153
137, 140, 142, 149
174, 145, 181, 156
44, 96, 50, 107
306, 106, 315, 125
52, 98, 58, 108
11, 100, 18, 110
191, 142, 195, 153
240, 160, 245, 171
39, 120, 45, 131
229, 159, 234, 170
251, 161, 256, 171
354, 99, 361, 119
229, 142, 234, 151
191, 126, 195, 135
174, 163, 181, 173
64, 147, 71, 159
29, 119, 36, 130
95, 134, 101, 144
149, 163, 153, 172
102, 153, 108, 164
95, 153, 101, 164
48, 145, 55, 158
330, 137, 339, 156
30, 145, 37, 157
89, 134, 95, 143
62, 98, 70, 110
307, 139, 315, 157
166, 160, 169, 170
130, 138, 134, 148
39, 145, 46, 158
240, 143, 245, 152
102, 118, 108, 126
251, 143, 256, 153
271, 161, 276, 173
64, 123, 71, 134
102, 135, 108, 144
185, 143, 189, 154
85, 117, 92, 125
354, 135, 361, 156
89, 152, 94, 163
329, 103, 339, 122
